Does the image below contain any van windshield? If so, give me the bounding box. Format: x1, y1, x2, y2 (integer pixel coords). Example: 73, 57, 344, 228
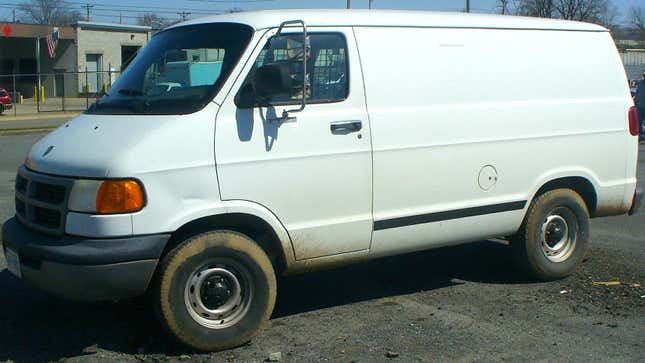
86, 23, 253, 115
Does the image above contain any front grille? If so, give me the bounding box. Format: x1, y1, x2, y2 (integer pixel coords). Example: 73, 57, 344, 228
33, 207, 61, 228
32, 181, 66, 204
15, 175, 27, 193
14, 166, 73, 235
15, 198, 26, 216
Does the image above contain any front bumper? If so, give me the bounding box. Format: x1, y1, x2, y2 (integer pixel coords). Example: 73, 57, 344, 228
0, 103, 11, 111
629, 187, 643, 216
1, 217, 170, 301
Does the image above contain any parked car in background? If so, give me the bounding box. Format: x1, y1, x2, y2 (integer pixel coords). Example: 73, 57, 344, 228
0, 88, 12, 114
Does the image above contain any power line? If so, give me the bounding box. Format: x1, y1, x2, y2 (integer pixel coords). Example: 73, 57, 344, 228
61, 0, 241, 13
0, 4, 191, 22
0, 3, 221, 16
186, 0, 274, 2
0, 0, 227, 14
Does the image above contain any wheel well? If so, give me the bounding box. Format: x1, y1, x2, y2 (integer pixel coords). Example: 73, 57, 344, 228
533, 177, 598, 215
162, 213, 287, 274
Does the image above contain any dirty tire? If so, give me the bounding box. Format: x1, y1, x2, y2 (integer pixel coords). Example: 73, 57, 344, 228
153, 230, 276, 351
513, 189, 590, 281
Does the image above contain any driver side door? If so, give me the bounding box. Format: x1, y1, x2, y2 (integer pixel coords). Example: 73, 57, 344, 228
215, 27, 373, 260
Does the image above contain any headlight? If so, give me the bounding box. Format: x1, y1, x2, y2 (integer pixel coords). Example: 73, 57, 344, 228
68, 179, 145, 214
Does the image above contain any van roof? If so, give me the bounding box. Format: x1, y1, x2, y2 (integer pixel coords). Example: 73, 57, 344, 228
175, 9, 607, 32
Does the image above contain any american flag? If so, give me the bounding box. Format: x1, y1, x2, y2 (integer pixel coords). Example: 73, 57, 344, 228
46, 28, 59, 58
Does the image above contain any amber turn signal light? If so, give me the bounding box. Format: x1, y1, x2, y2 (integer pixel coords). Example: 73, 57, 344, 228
96, 180, 145, 214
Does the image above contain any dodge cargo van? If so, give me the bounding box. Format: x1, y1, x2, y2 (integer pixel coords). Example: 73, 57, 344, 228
2, 10, 642, 351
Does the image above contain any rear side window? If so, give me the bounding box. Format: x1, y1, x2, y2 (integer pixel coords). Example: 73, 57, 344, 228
237, 32, 349, 106
0, 89, 6, 96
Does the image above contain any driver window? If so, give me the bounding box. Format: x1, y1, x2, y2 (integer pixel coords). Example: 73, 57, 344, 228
236, 32, 348, 107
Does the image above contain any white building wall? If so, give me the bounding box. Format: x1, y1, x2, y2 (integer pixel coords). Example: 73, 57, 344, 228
76, 27, 150, 93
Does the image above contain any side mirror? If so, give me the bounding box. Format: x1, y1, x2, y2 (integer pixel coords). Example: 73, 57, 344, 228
252, 63, 293, 102
274, 19, 308, 121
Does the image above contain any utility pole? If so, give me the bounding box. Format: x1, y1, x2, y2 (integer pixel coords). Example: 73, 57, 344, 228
119, 12, 122, 24
346, 0, 351, 9
178, 11, 191, 21
12, 9, 15, 22
84, 4, 94, 22
466, 0, 470, 13
369, 0, 374, 9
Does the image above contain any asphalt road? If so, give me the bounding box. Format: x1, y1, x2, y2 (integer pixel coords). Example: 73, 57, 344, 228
0, 133, 643, 362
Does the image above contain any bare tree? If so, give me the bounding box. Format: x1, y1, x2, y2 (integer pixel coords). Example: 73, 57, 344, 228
496, 0, 513, 14
19, 0, 80, 25
505, 0, 618, 29
514, 0, 555, 18
629, 6, 645, 34
137, 13, 171, 29
597, 1, 619, 30
554, 0, 577, 19
554, 0, 609, 22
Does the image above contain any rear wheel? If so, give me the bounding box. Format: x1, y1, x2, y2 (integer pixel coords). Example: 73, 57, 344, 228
513, 189, 590, 281
154, 230, 276, 351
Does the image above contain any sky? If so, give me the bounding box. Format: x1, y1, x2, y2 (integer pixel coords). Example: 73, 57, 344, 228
0, 0, 642, 25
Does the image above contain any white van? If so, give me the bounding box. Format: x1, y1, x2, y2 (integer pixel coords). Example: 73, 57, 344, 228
2, 10, 642, 351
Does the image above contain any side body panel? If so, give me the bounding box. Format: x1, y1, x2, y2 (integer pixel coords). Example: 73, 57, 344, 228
354, 27, 635, 257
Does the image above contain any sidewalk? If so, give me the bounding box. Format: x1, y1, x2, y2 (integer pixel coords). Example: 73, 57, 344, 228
0, 112, 78, 133
0, 97, 92, 117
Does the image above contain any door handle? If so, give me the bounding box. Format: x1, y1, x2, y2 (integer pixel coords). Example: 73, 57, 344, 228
330, 120, 362, 134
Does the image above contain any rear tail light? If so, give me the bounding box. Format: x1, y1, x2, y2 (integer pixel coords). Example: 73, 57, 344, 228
628, 106, 640, 136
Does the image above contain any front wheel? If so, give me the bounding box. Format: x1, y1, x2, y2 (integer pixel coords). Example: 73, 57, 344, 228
154, 230, 277, 351
513, 189, 590, 281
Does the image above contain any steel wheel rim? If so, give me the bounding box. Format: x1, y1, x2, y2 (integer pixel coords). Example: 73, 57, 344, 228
184, 258, 254, 329
540, 207, 578, 263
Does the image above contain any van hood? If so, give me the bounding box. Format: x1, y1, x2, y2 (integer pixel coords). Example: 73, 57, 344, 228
25, 103, 219, 178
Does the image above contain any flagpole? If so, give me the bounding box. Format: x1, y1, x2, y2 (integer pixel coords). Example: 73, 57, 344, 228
36, 36, 41, 111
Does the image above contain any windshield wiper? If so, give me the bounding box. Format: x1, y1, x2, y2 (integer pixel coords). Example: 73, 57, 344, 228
117, 88, 144, 96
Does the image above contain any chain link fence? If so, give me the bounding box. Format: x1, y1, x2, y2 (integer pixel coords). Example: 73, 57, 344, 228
0, 71, 121, 116
622, 51, 645, 82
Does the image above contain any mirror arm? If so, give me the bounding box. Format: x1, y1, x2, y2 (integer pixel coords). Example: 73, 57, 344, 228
275, 19, 308, 120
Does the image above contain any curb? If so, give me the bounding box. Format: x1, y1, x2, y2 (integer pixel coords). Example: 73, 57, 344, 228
0, 113, 79, 122
0, 127, 56, 136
